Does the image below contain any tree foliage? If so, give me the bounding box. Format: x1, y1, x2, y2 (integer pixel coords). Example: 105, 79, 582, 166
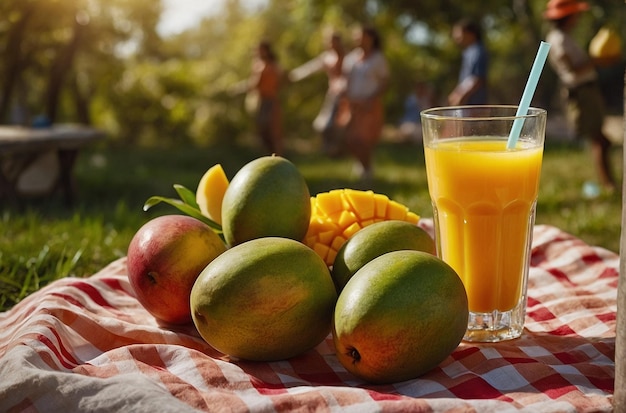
0, 0, 623, 146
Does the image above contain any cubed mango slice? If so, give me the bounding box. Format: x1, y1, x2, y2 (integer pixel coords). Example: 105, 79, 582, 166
303, 189, 421, 266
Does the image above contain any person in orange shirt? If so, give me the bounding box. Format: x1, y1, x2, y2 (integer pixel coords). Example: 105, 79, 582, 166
249, 41, 284, 156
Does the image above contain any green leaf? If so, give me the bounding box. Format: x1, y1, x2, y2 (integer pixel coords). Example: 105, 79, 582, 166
142, 196, 222, 233
174, 184, 200, 209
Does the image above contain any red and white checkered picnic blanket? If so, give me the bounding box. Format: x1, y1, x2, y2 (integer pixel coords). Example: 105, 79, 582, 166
0, 220, 618, 412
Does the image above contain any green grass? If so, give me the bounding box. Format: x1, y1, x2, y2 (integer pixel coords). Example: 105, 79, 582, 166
0, 135, 622, 311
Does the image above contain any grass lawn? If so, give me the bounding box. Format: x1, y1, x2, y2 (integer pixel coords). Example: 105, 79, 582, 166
0, 132, 622, 311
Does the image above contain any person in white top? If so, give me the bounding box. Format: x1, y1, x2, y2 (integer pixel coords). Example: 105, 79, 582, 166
289, 29, 346, 156
337, 25, 389, 182
544, 0, 616, 191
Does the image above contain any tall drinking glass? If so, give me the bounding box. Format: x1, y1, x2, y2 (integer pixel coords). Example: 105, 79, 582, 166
421, 105, 547, 342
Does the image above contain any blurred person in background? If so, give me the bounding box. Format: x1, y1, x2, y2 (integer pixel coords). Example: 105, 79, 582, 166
338, 25, 389, 182
448, 18, 489, 105
289, 29, 346, 156
247, 40, 284, 156
397, 79, 436, 143
544, 0, 617, 192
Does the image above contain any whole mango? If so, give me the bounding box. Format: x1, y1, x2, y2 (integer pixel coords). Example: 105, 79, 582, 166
221, 156, 311, 247
333, 250, 468, 384
191, 237, 337, 361
127, 215, 227, 324
332, 220, 435, 292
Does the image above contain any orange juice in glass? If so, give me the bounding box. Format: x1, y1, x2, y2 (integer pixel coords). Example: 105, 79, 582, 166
421, 106, 546, 342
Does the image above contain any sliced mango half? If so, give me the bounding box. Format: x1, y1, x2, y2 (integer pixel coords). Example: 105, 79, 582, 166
196, 164, 229, 225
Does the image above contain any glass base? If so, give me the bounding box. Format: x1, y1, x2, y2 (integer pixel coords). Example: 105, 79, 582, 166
464, 300, 525, 342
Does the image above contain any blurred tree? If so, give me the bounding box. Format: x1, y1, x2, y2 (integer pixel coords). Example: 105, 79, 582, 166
0, 0, 37, 122
0, 0, 622, 145
0, 0, 161, 125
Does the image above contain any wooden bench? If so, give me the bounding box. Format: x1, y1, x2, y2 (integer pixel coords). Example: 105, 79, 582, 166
0, 124, 105, 206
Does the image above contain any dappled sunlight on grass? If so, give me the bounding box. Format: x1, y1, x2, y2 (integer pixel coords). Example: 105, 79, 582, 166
535, 145, 622, 253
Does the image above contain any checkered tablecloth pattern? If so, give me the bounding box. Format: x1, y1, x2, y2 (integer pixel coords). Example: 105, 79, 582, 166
0, 221, 618, 412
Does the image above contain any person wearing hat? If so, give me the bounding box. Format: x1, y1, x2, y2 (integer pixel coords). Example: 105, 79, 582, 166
544, 0, 617, 192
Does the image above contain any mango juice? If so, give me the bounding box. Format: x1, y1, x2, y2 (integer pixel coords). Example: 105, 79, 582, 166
424, 138, 543, 313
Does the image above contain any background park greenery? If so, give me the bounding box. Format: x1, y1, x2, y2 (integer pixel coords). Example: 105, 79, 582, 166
0, 0, 624, 311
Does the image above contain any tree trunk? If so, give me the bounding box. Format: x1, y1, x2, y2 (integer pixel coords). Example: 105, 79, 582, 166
45, 18, 84, 123
70, 75, 91, 125
0, 6, 34, 123
615, 66, 626, 412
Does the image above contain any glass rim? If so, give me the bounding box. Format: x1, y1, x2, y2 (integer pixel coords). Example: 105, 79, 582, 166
420, 105, 547, 122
